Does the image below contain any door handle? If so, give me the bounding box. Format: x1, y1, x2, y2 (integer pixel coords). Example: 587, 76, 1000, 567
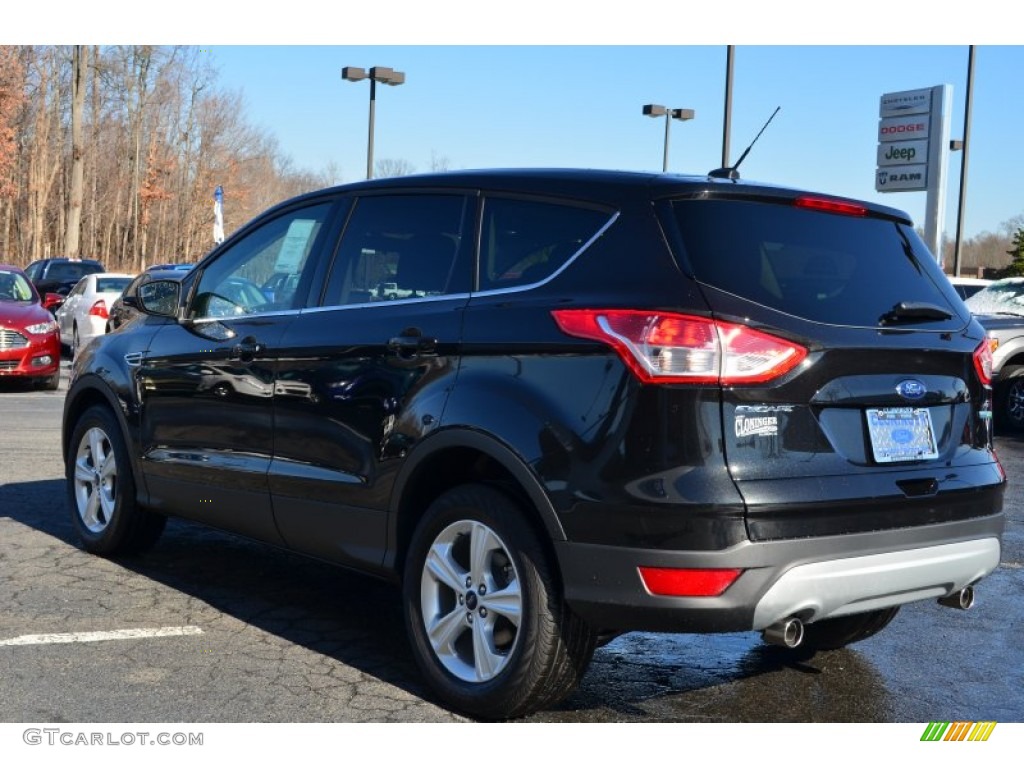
231, 337, 265, 362
387, 333, 437, 356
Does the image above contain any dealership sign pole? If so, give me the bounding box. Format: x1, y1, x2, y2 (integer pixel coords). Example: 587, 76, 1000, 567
875, 85, 952, 263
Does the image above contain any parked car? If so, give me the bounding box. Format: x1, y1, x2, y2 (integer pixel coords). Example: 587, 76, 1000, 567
55, 273, 134, 357
965, 277, 1024, 430
24, 258, 105, 306
949, 275, 992, 301
62, 169, 1005, 719
0, 264, 61, 389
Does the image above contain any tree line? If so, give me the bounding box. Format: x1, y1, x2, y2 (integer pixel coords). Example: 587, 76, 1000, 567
0, 45, 338, 273
0, 45, 1017, 277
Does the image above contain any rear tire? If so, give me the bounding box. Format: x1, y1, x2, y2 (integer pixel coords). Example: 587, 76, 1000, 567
403, 484, 596, 720
66, 405, 165, 556
799, 607, 900, 652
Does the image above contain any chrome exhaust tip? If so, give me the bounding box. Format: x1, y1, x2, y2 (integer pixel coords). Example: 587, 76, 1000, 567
762, 617, 804, 648
937, 585, 975, 610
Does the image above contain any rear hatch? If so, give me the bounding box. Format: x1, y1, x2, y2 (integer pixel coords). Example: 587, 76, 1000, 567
662, 188, 1003, 541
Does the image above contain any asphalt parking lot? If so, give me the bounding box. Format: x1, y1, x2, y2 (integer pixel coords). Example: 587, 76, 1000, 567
1, 367, 1021, 723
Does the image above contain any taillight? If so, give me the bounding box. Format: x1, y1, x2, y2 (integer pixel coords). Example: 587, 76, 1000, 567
794, 196, 867, 217
551, 309, 807, 385
638, 567, 742, 597
88, 300, 108, 319
973, 338, 993, 386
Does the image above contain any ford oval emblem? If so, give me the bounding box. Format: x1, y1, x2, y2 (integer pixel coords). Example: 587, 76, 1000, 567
896, 379, 927, 400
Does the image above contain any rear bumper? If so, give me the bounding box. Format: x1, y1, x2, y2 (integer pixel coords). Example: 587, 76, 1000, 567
556, 512, 1004, 633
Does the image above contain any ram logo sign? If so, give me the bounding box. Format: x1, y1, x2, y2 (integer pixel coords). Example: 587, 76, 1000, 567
876, 165, 927, 192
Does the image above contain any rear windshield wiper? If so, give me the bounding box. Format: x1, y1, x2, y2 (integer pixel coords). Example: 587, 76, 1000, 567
879, 301, 953, 326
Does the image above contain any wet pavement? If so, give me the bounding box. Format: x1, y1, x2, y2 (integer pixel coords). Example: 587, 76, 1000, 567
1, 376, 1021, 723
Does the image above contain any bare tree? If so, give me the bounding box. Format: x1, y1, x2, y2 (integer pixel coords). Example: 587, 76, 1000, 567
428, 150, 451, 172
375, 158, 416, 178
65, 44, 88, 257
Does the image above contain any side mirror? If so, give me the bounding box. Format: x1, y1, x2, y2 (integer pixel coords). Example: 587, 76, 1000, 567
137, 279, 181, 318
43, 292, 65, 312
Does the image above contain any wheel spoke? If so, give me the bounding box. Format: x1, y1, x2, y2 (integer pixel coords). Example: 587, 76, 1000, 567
480, 578, 522, 626
88, 429, 107, 468
424, 542, 467, 594
469, 521, 499, 586
99, 452, 117, 483
472, 617, 499, 681
82, 487, 101, 529
426, 604, 466, 657
74, 457, 94, 484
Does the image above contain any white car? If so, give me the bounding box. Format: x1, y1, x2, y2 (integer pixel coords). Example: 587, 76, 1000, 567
55, 272, 134, 356
948, 275, 992, 301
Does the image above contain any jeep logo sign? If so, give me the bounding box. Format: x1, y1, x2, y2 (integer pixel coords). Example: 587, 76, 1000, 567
877, 139, 929, 167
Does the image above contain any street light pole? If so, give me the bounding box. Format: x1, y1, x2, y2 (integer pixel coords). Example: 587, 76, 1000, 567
643, 104, 696, 172
342, 65, 406, 180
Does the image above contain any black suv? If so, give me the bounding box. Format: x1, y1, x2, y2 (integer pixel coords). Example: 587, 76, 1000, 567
62, 170, 1005, 719
24, 257, 105, 303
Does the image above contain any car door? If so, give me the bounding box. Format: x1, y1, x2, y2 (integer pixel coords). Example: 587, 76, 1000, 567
269, 192, 474, 571
136, 197, 340, 545
56, 277, 87, 344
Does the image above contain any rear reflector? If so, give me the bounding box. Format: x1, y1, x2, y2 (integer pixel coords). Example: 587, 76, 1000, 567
638, 567, 742, 597
552, 309, 807, 385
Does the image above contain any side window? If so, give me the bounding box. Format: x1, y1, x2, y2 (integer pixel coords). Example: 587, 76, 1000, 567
191, 202, 333, 320
478, 197, 611, 291
323, 194, 470, 307
67, 279, 87, 297
24, 262, 41, 281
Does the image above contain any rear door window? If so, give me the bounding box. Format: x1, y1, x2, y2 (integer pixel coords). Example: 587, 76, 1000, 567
671, 198, 965, 329
477, 197, 611, 291
322, 194, 471, 306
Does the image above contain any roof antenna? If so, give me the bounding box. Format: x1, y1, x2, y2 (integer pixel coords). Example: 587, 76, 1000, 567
709, 106, 780, 180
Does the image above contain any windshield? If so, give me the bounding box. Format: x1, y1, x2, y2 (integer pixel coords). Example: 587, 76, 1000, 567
0, 270, 36, 302
965, 278, 1024, 316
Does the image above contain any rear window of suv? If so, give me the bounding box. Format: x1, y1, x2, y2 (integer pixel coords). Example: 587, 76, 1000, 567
45, 262, 104, 282
671, 198, 963, 328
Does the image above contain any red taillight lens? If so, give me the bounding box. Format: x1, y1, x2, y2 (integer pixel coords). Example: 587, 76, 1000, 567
973, 338, 993, 386
88, 300, 108, 319
638, 567, 742, 597
795, 196, 867, 217
551, 309, 807, 385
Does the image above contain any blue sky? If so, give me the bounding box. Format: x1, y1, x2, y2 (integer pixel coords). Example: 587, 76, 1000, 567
21, 2, 1024, 242
205, 43, 1022, 241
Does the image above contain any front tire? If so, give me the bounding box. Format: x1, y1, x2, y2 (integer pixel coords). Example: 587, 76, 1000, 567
66, 405, 165, 555
403, 484, 595, 720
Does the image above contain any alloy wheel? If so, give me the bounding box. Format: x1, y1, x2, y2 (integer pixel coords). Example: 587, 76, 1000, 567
73, 427, 118, 533
419, 519, 523, 683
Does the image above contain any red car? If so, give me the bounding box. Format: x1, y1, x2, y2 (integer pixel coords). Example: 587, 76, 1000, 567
0, 264, 61, 389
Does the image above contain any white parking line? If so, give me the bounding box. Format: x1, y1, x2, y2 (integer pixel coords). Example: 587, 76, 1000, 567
0, 626, 203, 646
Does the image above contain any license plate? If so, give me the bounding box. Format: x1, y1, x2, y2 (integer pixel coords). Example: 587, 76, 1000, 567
866, 407, 939, 463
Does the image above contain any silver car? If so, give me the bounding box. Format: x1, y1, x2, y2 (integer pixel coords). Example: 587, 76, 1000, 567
55, 272, 134, 357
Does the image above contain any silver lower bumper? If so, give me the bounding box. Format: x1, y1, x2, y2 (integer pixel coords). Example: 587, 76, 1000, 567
752, 537, 1001, 629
